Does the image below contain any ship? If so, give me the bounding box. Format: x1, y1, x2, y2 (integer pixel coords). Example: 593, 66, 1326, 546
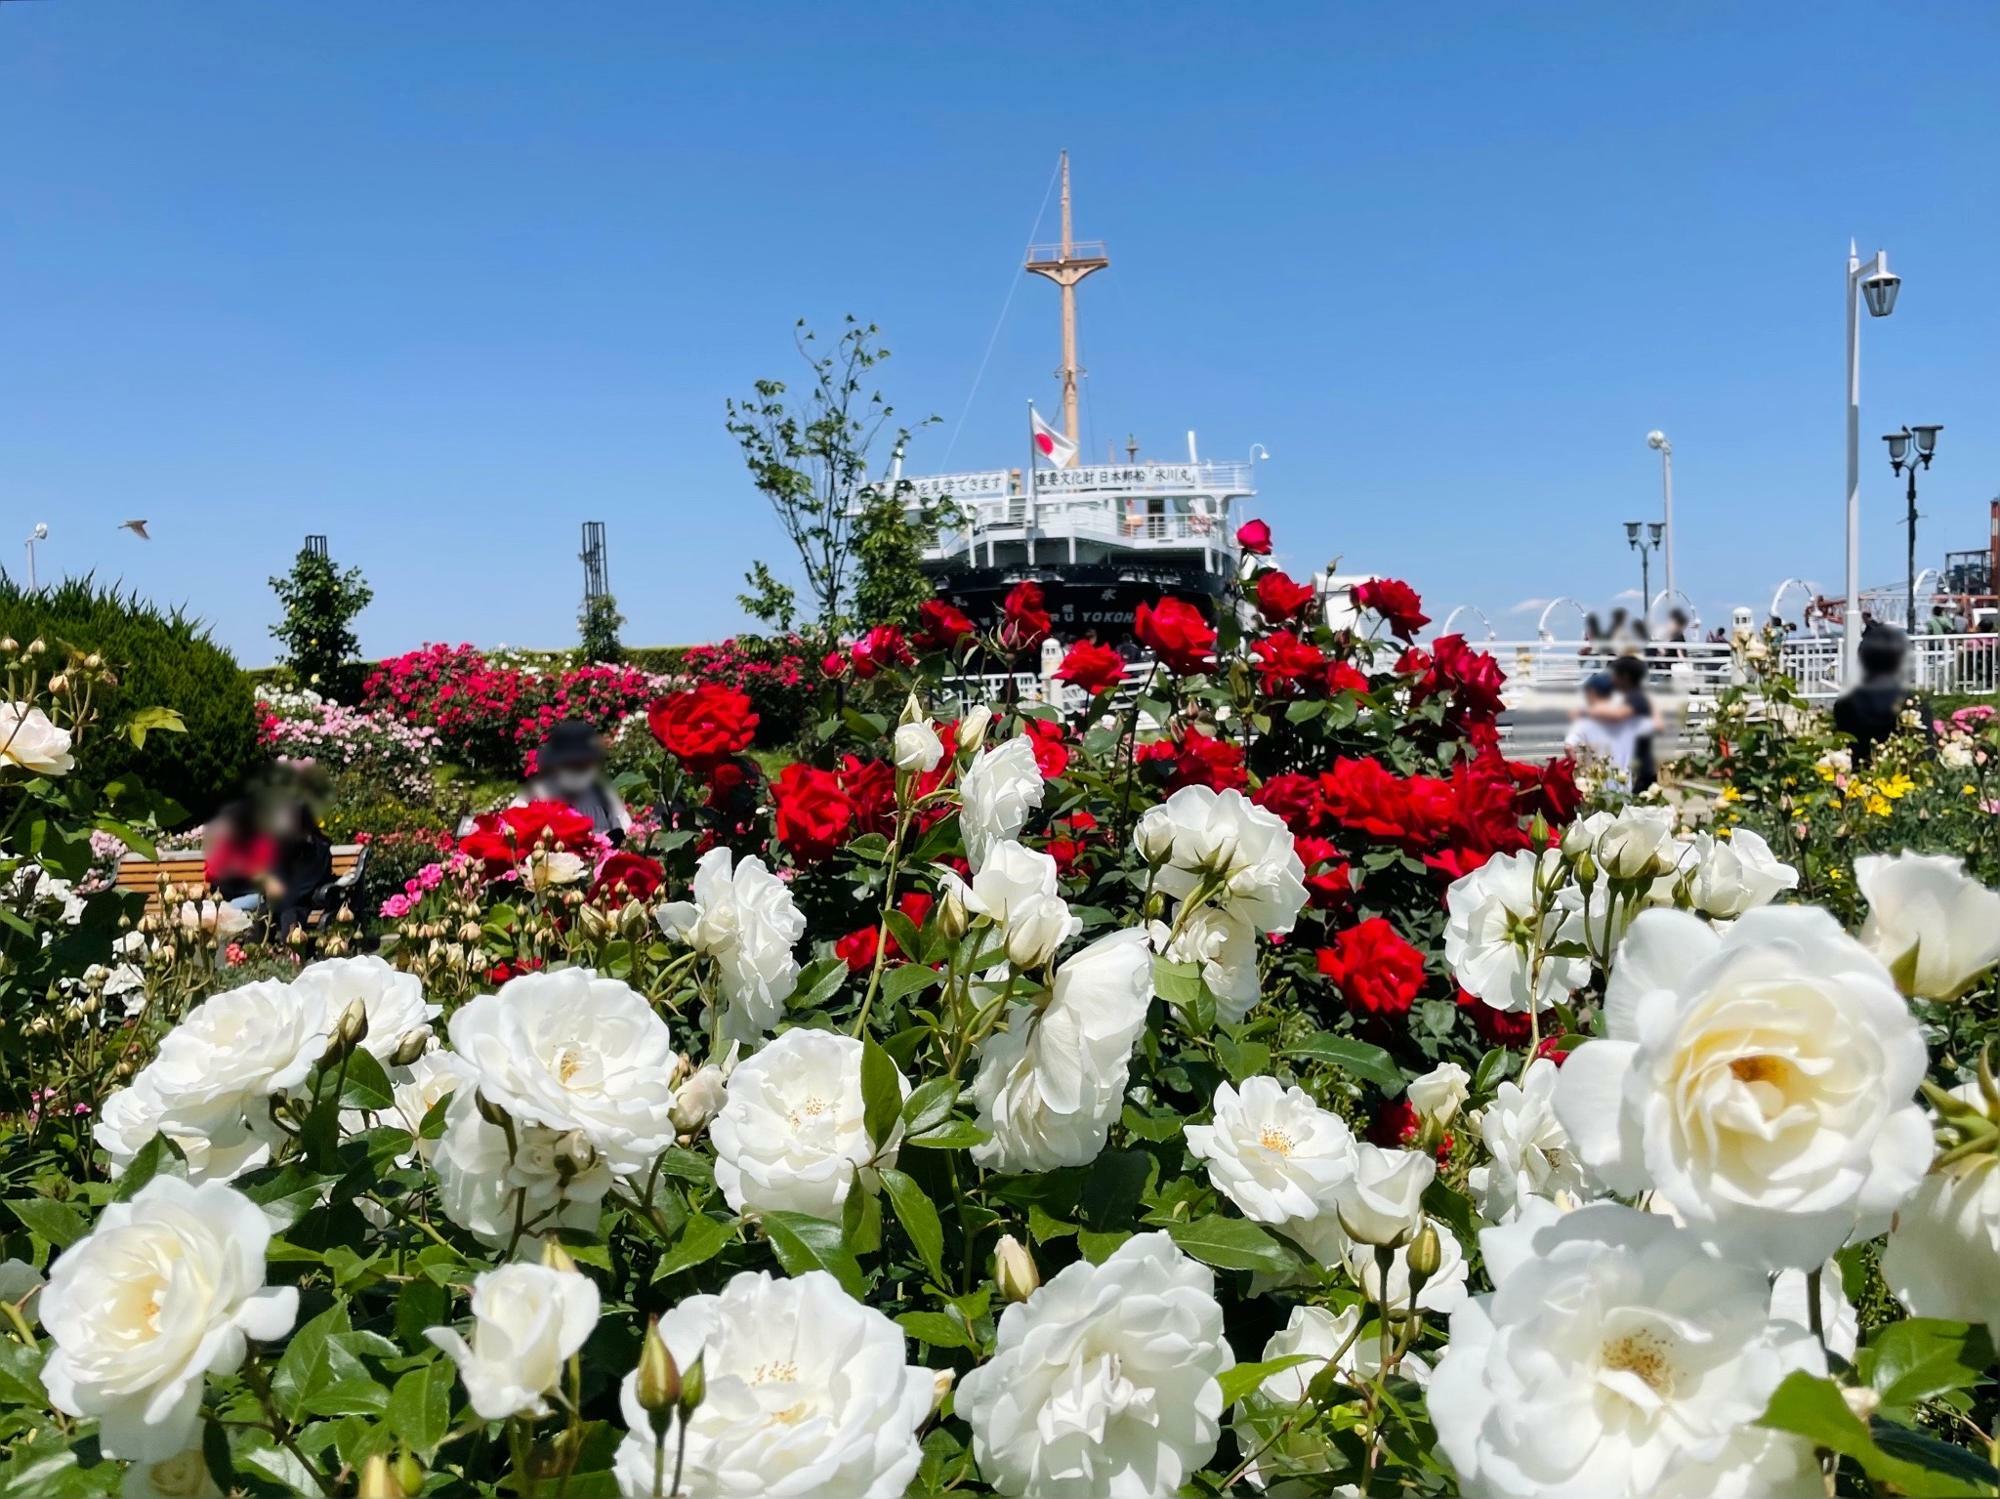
900, 153, 1257, 645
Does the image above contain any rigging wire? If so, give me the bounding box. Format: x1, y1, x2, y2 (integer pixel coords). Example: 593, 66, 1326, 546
939, 154, 1063, 468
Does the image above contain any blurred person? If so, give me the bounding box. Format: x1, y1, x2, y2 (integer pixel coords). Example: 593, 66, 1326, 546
1565, 671, 1638, 784
517, 718, 632, 841
1834, 621, 1919, 766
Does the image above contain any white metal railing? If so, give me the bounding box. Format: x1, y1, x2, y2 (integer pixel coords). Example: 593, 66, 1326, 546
1485, 634, 2000, 705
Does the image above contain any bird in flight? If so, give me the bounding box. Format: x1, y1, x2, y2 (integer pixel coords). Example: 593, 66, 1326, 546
118, 520, 151, 540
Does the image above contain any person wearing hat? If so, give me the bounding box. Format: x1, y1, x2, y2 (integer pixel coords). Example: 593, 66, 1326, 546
513, 718, 633, 841
1834, 621, 1923, 767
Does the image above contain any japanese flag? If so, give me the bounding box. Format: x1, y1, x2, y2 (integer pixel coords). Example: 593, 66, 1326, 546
1031, 408, 1078, 469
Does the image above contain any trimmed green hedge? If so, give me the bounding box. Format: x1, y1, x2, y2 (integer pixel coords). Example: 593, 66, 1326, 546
0, 577, 261, 823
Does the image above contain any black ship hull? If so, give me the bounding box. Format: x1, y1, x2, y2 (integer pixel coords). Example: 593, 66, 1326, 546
923, 559, 1230, 645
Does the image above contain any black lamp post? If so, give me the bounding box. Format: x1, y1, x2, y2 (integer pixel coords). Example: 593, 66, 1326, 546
1884, 424, 1943, 632
1625, 520, 1664, 633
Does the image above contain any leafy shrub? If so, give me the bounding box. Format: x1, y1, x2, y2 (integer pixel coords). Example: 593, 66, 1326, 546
268, 544, 374, 702
0, 576, 260, 822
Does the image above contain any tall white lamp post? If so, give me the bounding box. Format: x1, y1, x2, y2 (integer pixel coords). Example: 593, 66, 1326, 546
1646, 431, 1675, 610
24, 523, 47, 590
1846, 241, 1902, 682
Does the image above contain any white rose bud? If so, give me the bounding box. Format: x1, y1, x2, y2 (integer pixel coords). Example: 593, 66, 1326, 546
1003, 892, 1072, 970
958, 704, 993, 757
993, 1234, 1040, 1302
1406, 1062, 1470, 1126
893, 719, 944, 774
1335, 1143, 1436, 1247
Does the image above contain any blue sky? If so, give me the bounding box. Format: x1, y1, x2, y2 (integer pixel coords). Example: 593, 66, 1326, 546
5, 1, 1998, 661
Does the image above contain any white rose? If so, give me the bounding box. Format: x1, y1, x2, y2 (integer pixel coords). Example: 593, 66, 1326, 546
290, 955, 439, 1062
1406, 1062, 1470, 1125
121, 1449, 225, 1499
1183, 1076, 1355, 1227
0, 700, 74, 775
41, 1178, 298, 1461
1247, 1303, 1427, 1404
174, 899, 250, 943
1333, 1142, 1435, 1246
94, 1076, 271, 1185
1344, 1213, 1468, 1314
447, 968, 680, 1176
893, 718, 944, 773
959, 735, 1044, 871
612, 1269, 931, 1499
1940, 736, 1976, 770
957, 703, 993, 756
425, 1261, 600, 1420
1680, 829, 1798, 920
1855, 851, 2000, 1000
1444, 849, 1588, 1013
1881, 1155, 2000, 1344
1431, 1202, 1822, 1498
523, 849, 587, 891
1770, 1262, 1859, 1361
1555, 906, 1931, 1269
1592, 804, 1679, 881
1136, 786, 1307, 935
386, 1047, 469, 1162
943, 839, 1079, 971
430, 1085, 613, 1248
956, 1232, 1233, 1498
1151, 906, 1261, 1023
657, 847, 806, 1043
711, 1027, 902, 1220
1466, 1057, 1591, 1224
969, 929, 1153, 1173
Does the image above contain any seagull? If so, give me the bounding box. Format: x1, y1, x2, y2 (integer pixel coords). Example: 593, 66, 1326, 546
117, 520, 150, 540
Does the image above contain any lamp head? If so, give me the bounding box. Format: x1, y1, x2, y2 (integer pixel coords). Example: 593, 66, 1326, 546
1883, 428, 1911, 471
1861, 268, 1901, 318
30, 524, 47, 542
1646, 430, 1668, 451
1648, 522, 1665, 548
1624, 520, 1642, 547
1911, 424, 1942, 461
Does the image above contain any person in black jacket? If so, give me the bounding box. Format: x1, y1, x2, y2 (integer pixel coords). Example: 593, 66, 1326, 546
1833, 621, 1918, 766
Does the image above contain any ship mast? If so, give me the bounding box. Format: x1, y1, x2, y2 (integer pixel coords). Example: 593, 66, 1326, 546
1025, 151, 1109, 449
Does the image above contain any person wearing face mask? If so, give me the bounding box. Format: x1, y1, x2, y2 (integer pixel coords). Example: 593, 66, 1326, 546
515, 718, 632, 842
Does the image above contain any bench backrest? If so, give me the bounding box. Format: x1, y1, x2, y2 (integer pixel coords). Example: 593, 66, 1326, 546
114, 845, 366, 896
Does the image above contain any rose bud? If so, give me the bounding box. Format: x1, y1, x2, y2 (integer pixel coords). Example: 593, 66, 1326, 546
994, 1234, 1040, 1303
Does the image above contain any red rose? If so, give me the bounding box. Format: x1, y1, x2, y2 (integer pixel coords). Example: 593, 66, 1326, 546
1136, 726, 1247, 792
1418, 635, 1507, 721
850, 624, 915, 679
834, 890, 935, 972
1353, 577, 1430, 639
1326, 661, 1371, 696
485, 956, 546, 985
648, 685, 759, 770
820, 651, 848, 680
1134, 596, 1217, 675
999, 581, 1052, 652
1251, 630, 1326, 695
1250, 773, 1326, 835
1294, 836, 1353, 909
1457, 985, 1534, 1047
1527, 755, 1584, 825
1022, 718, 1070, 779
914, 599, 976, 653
1316, 917, 1426, 1019
1533, 1035, 1571, 1067
459, 800, 595, 875
1365, 1096, 1452, 1161
1236, 518, 1273, 555
1253, 569, 1316, 623
771, 763, 854, 862
1054, 639, 1127, 695
839, 755, 897, 838
590, 849, 666, 904
1318, 758, 1452, 850
1046, 811, 1099, 877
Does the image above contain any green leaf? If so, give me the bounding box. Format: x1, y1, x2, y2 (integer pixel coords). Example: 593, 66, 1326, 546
761, 1210, 865, 1298
1758, 1371, 1992, 1497
0, 1342, 44, 1407
878, 1169, 947, 1286
654, 1213, 734, 1281
900, 1078, 959, 1139
1167, 1215, 1301, 1275
1865, 1318, 1996, 1410
904, 1119, 988, 1150
271, 1303, 370, 1425
1216, 1354, 1319, 1408
1284, 699, 1326, 724
124, 704, 186, 748
883, 963, 943, 1003
795, 957, 848, 1011
860, 1037, 904, 1154
6, 1198, 87, 1248
386, 1361, 453, 1455
338, 1049, 396, 1112
1280, 1032, 1403, 1090
1151, 956, 1207, 1009
895, 1309, 975, 1349
110, 1133, 182, 1202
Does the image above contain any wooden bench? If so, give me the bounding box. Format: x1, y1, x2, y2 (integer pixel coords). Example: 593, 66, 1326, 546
115, 845, 369, 923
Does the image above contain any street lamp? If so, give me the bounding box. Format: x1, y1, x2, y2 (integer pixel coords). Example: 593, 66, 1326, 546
1846, 241, 1901, 683
1884, 423, 1942, 632
1625, 521, 1663, 634
1646, 430, 1676, 608
23, 523, 47, 591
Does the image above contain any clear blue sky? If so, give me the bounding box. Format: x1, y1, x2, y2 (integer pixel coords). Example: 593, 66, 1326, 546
6, 1, 1999, 661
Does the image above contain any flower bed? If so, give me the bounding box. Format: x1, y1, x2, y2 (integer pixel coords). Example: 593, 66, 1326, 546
2, 539, 1997, 1498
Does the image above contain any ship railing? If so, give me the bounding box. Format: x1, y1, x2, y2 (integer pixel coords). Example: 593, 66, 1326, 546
1482, 634, 2000, 704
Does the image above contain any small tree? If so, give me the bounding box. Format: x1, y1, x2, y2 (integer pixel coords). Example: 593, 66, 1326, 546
727, 317, 936, 641
852, 483, 958, 627
269, 544, 373, 701
579, 593, 626, 663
